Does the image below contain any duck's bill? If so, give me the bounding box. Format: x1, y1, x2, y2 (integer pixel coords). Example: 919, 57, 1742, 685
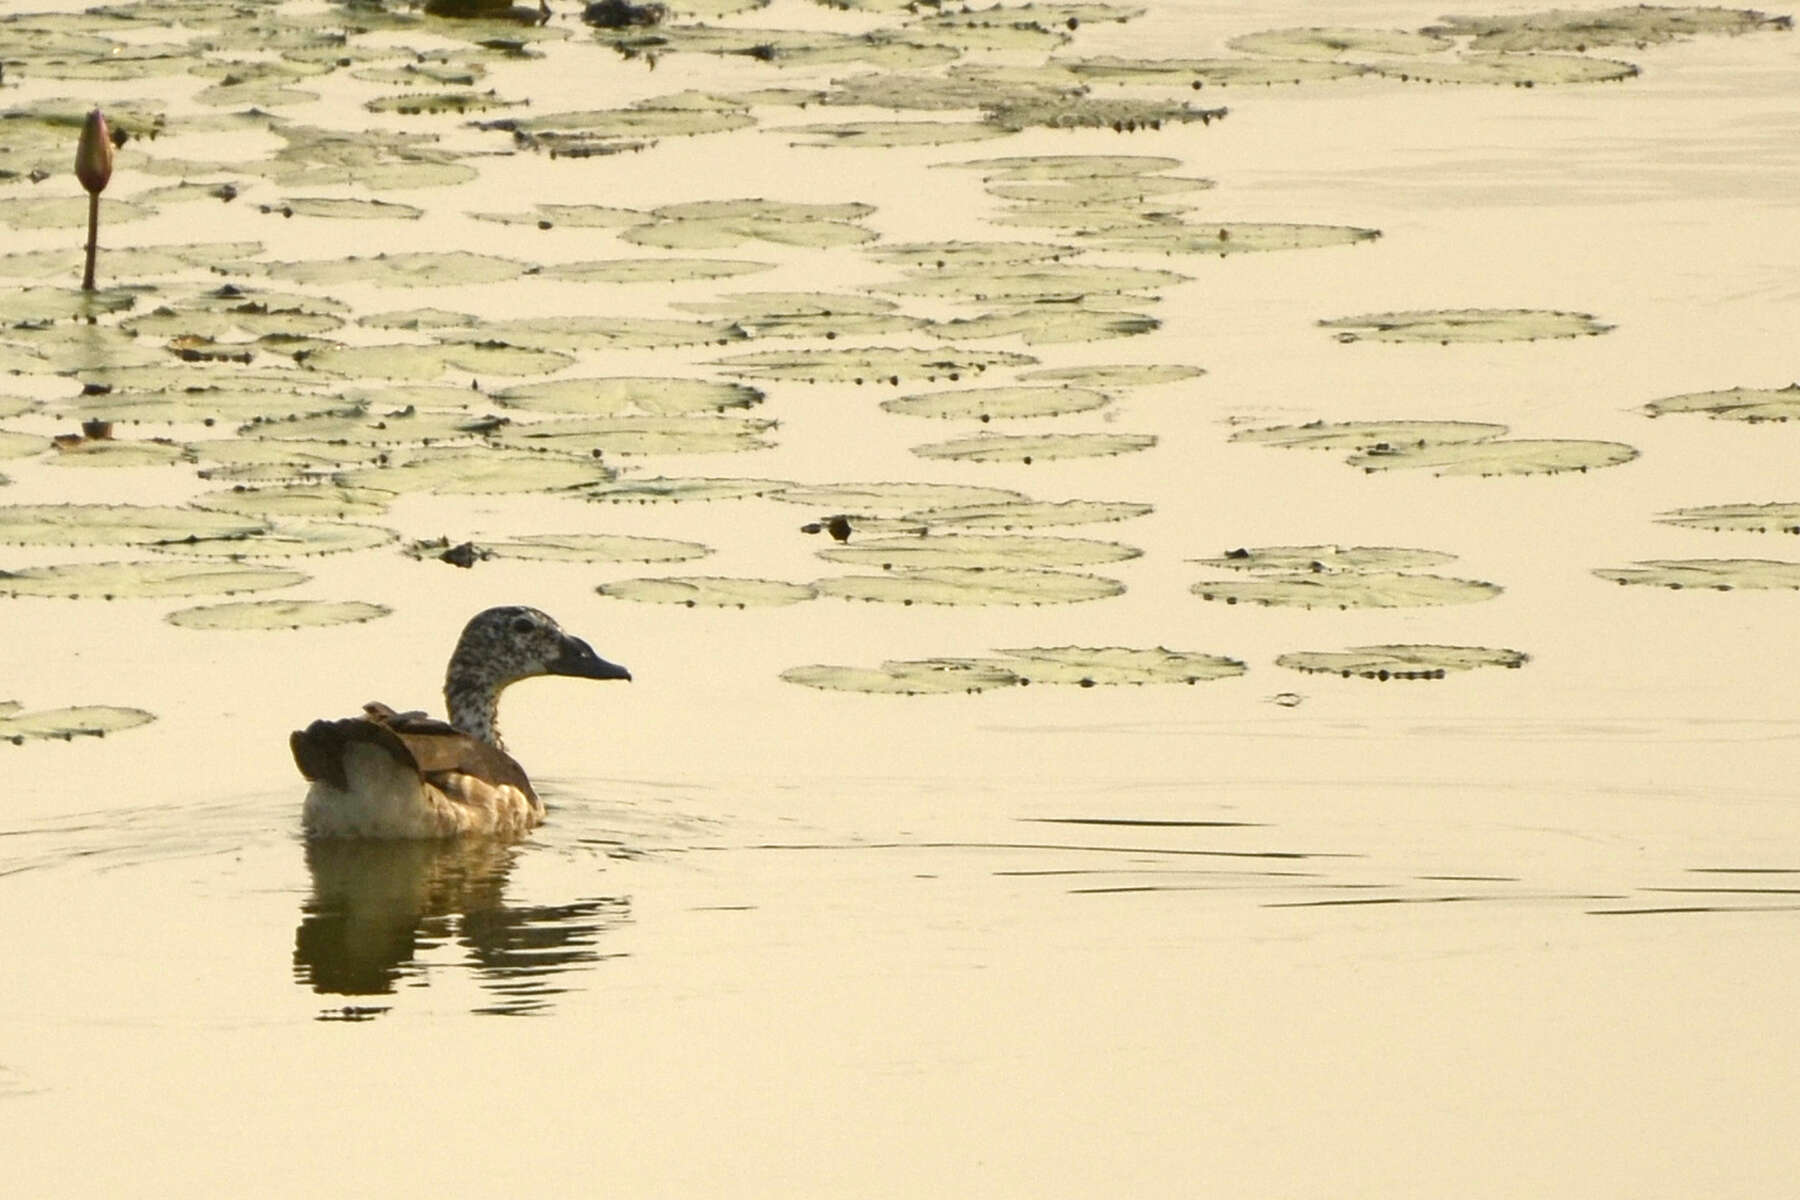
551, 636, 632, 681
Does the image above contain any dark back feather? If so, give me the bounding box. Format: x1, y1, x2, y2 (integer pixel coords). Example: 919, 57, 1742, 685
290, 702, 538, 803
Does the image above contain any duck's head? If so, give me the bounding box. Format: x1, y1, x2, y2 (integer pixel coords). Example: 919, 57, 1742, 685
445, 606, 630, 743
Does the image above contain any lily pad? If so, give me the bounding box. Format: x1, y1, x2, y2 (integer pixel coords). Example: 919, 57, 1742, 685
787, 121, 1014, 148
193, 485, 396, 520
1347, 438, 1638, 477
336, 447, 616, 494
578, 476, 790, 503
928, 306, 1161, 344
0, 431, 50, 458
0, 561, 307, 600
865, 241, 1078, 269
596, 576, 817, 607
0, 285, 143, 322
408, 533, 710, 564
1231, 419, 1508, 451
1061, 55, 1369, 85
943, 154, 1186, 180
909, 498, 1153, 529
242, 407, 507, 446
997, 645, 1247, 686
1370, 52, 1638, 86
0, 504, 266, 547
1427, 7, 1787, 53
1019, 364, 1204, 389
881, 263, 1185, 302
817, 533, 1139, 569
1320, 308, 1613, 344
492, 377, 763, 416
1275, 644, 1528, 680
780, 660, 1023, 695
471, 204, 643, 228
496, 415, 777, 455
623, 199, 878, 251
165, 599, 393, 630
258, 252, 530, 287
1192, 571, 1501, 609
1642, 384, 1800, 422
713, 347, 1036, 383
772, 481, 1025, 513
815, 567, 1124, 606
1087, 222, 1381, 256
151, 521, 398, 558
1655, 503, 1800, 535
46, 439, 195, 468
1592, 559, 1800, 591
266, 197, 425, 221
880, 385, 1111, 420
537, 258, 773, 283
672, 292, 924, 338
1226, 26, 1453, 58
912, 432, 1156, 463
0, 704, 156, 744
1190, 545, 1460, 573
298, 341, 575, 380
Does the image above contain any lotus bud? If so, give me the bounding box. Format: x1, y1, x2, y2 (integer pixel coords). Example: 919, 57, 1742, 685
75, 108, 113, 196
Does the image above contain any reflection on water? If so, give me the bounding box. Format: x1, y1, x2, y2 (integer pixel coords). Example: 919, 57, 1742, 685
294, 839, 628, 1018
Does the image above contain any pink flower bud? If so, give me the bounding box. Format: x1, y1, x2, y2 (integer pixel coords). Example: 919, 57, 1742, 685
75, 108, 113, 195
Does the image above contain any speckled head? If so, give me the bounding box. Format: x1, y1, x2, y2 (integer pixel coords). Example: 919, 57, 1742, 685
444, 606, 630, 745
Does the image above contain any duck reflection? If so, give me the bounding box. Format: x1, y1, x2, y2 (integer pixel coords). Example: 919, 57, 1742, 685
294, 838, 628, 1017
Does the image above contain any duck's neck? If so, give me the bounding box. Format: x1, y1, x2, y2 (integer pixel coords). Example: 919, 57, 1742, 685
445, 671, 505, 749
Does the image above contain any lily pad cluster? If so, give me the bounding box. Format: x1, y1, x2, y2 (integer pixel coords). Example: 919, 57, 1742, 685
782, 646, 1247, 694
1231, 419, 1637, 478
1190, 544, 1503, 609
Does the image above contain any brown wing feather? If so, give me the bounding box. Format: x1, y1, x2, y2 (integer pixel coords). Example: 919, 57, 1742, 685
361, 702, 538, 803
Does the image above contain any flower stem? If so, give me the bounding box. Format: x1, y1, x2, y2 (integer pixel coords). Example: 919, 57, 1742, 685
81, 191, 100, 292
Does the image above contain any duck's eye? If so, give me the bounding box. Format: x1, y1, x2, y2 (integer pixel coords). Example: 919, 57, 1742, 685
510, 616, 536, 634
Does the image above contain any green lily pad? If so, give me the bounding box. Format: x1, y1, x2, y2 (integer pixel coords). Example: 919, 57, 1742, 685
536, 258, 773, 283
151, 521, 398, 558
881, 263, 1186, 302
358, 309, 480, 332
0, 195, 152, 231
1087, 222, 1381, 255
1061, 55, 1370, 85
192, 438, 391, 476
193, 485, 396, 520
0, 285, 144, 322
672, 292, 924, 338
987, 95, 1228, 133
0, 704, 156, 744
1592, 559, 1800, 591
258, 251, 530, 287
471, 204, 643, 228
1192, 571, 1501, 609
713, 347, 1036, 383
986, 175, 1213, 205
492, 377, 763, 416
997, 645, 1247, 686
45, 439, 194, 468
336, 447, 616, 494
1320, 308, 1613, 343
241, 407, 507, 446
772, 481, 1025, 514
165, 599, 392, 630
1347, 438, 1638, 477
1226, 26, 1453, 58
1190, 545, 1460, 573
578, 476, 791, 503
1427, 7, 1787, 53
1231, 419, 1509, 451
622, 199, 878, 250
1275, 644, 1528, 680
1371, 52, 1638, 85
815, 567, 1124, 605
0, 561, 307, 600
0, 431, 52, 458
480, 315, 742, 351
366, 89, 522, 115
0, 503, 266, 547
596, 576, 817, 607
780, 660, 1023, 695
912, 432, 1156, 463
909, 498, 1154, 529
1655, 503, 1800, 534
943, 154, 1185, 180
865, 241, 1079, 269
266, 197, 425, 221
1019, 363, 1204, 388
928, 306, 1161, 344
818, 533, 1139, 569
298, 341, 575, 379
1642, 384, 1800, 422
787, 121, 1014, 148
0, 241, 263, 281
407, 533, 710, 564
880, 385, 1110, 420
496, 415, 777, 455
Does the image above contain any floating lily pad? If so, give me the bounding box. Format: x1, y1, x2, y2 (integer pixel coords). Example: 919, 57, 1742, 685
337, 447, 616, 494
0, 431, 52, 459
358, 309, 479, 332
882, 263, 1185, 302
1655, 503, 1800, 534
410, 533, 710, 564
0, 195, 152, 231
578, 476, 790, 503
46, 439, 194, 468
471, 204, 643, 228
0, 285, 143, 322
1192, 571, 1501, 608
192, 438, 391, 476
1018, 363, 1204, 389
267, 197, 425, 221
1427, 7, 1787, 53
985, 175, 1213, 205
988, 95, 1227, 133
623, 199, 878, 250
492, 377, 763, 416
929, 306, 1161, 344
1347, 438, 1638, 477
772, 481, 1025, 513
152, 521, 398, 558
165, 599, 392, 631
536, 258, 772, 283
366, 90, 522, 115
298, 341, 575, 379
0, 503, 266, 547
818, 533, 1139, 569
713, 347, 1036, 383
0, 561, 307, 600
1642, 384, 1800, 422
865, 241, 1078, 269
787, 121, 1014, 148
1371, 52, 1638, 86
1061, 55, 1369, 85
483, 103, 755, 155
1276, 644, 1528, 680
1231, 419, 1509, 451
1087, 222, 1381, 256
815, 567, 1123, 605
672, 292, 924, 337
912, 432, 1156, 463
1226, 26, 1453, 58
780, 660, 1023, 695
944, 154, 1185, 180
997, 645, 1247, 686
496, 415, 777, 455
0, 241, 263, 281
0, 704, 156, 744
242, 407, 507, 445
1190, 545, 1460, 573
1592, 559, 1800, 591
193, 485, 396, 520
259, 252, 530, 287
596, 576, 817, 607
909, 498, 1153, 529
880, 386, 1110, 420
1320, 308, 1612, 343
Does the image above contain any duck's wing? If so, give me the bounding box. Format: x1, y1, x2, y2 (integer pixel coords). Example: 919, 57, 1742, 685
358, 702, 538, 803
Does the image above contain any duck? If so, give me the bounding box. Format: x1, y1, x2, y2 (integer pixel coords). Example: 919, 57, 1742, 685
291, 606, 630, 839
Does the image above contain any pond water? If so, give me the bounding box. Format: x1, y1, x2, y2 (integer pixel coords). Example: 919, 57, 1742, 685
4, 0, 1800, 1194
